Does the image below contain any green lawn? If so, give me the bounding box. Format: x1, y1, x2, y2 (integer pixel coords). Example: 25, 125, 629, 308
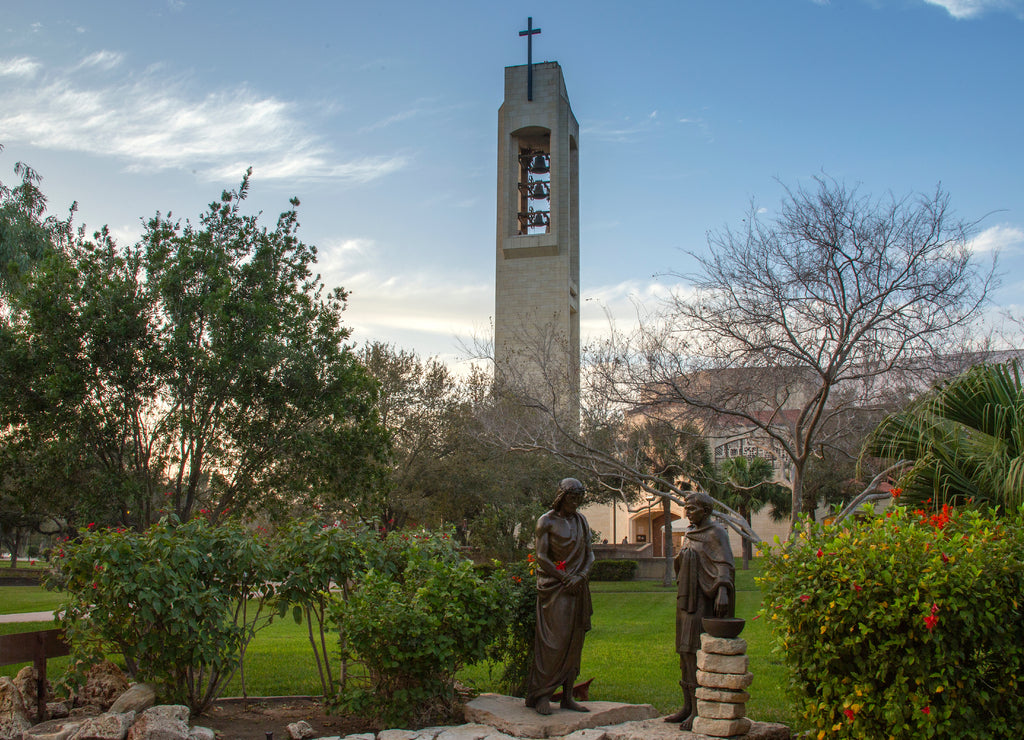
0, 565, 794, 726
0, 585, 65, 614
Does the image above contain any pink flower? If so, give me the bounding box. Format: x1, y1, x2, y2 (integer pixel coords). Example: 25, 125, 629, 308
853, 583, 863, 592
921, 706, 931, 715
799, 594, 811, 603
556, 561, 566, 571
931, 603, 939, 615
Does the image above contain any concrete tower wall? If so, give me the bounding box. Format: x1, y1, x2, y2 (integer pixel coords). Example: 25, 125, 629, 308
495, 62, 580, 420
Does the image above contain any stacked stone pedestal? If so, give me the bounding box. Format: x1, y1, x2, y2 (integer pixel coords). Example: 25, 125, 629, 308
691, 634, 753, 738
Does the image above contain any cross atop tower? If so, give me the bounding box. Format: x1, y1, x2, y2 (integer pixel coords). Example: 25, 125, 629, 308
519, 17, 541, 101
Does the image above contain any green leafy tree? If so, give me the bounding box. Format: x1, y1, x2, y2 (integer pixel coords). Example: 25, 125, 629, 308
865, 360, 1024, 510
0, 170, 387, 528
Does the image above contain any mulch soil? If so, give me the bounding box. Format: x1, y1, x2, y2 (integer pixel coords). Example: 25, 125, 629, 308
199, 698, 377, 740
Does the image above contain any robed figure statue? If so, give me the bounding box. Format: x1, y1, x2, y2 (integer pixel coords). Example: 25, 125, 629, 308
525, 478, 594, 715
665, 491, 736, 730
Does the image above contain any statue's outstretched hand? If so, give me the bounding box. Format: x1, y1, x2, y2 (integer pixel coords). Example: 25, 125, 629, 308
714, 586, 730, 617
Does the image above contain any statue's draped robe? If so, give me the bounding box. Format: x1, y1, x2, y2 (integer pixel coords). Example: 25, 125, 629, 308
525, 511, 593, 707
675, 520, 735, 658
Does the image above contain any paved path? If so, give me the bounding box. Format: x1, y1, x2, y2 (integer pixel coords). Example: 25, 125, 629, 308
0, 611, 56, 623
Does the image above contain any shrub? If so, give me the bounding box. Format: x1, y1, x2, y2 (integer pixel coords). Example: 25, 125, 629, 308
485, 557, 537, 697
759, 505, 1024, 739
337, 528, 505, 726
46, 517, 275, 713
590, 558, 638, 581
274, 519, 379, 698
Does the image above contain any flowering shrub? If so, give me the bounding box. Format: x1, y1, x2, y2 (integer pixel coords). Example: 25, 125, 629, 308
45, 517, 275, 713
337, 528, 506, 726
759, 505, 1024, 739
485, 557, 538, 697
274, 519, 379, 698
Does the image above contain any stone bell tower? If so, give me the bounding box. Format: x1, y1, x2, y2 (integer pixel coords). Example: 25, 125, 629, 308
494, 25, 580, 423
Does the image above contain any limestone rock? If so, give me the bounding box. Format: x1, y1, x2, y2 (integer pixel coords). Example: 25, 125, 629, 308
696, 669, 754, 691
69, 710, 135, 740
125, 706, 189, 740
342, 734, 374, 740
109, 684, 157, 715
562, 730, 607, 740
287, 720, 316, 739
696, 651, 749, 675
696, 700, 745, 720
69, 706, 102, 719
695, 687, 750, 703
0, 675, 32, 740
23, 717, 84, 740
186, 727, 215, 740
14, 665, 47, 721
691, 715, 751, 738
699, 635, 747, 656
435, 724, 511, 740
744, 722, 792, 739
464, 693, 658, 738
78, 662, 130, 712
378, 731, 420, 740
47, 701, 72, 719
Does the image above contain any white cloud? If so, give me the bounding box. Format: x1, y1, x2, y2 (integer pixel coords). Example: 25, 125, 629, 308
969, 223, 1024, 254
77, 51, 124, 71
0, 57, 41, 78
0, 56, 407, 184
922, 0, 1024, 18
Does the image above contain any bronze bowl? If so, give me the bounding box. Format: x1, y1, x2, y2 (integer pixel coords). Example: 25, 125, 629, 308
702, 617, 746, 639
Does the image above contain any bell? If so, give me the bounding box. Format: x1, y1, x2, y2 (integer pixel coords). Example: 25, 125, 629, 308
530, 212, 549, 228
528, 154, 550, 174
531, 182, 549, 200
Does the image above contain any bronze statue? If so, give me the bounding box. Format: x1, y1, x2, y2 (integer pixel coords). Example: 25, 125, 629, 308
665, 491, 736, 730
525, 478, 594, 715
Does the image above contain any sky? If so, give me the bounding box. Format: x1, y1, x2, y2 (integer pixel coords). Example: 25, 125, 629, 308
2, 0, 1022, 367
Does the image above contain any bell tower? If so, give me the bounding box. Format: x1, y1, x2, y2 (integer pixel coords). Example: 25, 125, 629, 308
494, 39, 580, 423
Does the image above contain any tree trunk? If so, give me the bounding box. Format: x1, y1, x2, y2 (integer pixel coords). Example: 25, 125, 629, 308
661, 496, 675, 587
740, 506, 752, 570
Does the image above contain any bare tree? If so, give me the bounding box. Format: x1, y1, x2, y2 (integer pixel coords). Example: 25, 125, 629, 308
590, 176, 993, 525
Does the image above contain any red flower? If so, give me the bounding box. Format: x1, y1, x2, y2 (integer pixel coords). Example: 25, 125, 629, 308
800, 594, 811, 603
921, 706, 931, 715
891, 487, 902, 499
816, 548, 823, 558
924, 614, 939, 631
87, 522, 95, 529
853, 583, 863, 592
931, 602, 939, 615
941, 552, 950, 564
844, 708, 855, 720
555, 561, 566, 571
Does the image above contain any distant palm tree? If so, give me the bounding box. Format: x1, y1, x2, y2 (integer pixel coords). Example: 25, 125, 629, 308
866, 361, 1024, 510
714, 455, 789, 569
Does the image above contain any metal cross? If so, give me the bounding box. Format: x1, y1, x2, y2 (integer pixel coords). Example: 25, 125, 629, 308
519, 17, 541, 101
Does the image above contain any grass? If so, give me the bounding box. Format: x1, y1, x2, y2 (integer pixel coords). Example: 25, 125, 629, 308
0, 585, 66, 614
0, 564, 794, 726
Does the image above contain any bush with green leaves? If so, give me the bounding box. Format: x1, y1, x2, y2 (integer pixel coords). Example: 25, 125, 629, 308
274, 519, 379, 698
484, 557, 537, 697
337, 528, 505, 726
46, 517, 275, 713
758, 505, 1024, 739
590, 558, 638, 581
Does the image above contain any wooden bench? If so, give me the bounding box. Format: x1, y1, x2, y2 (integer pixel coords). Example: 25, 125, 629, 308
0, 628, 70, 720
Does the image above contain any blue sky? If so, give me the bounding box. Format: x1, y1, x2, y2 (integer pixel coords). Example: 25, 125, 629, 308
2, 0, 1022, 365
